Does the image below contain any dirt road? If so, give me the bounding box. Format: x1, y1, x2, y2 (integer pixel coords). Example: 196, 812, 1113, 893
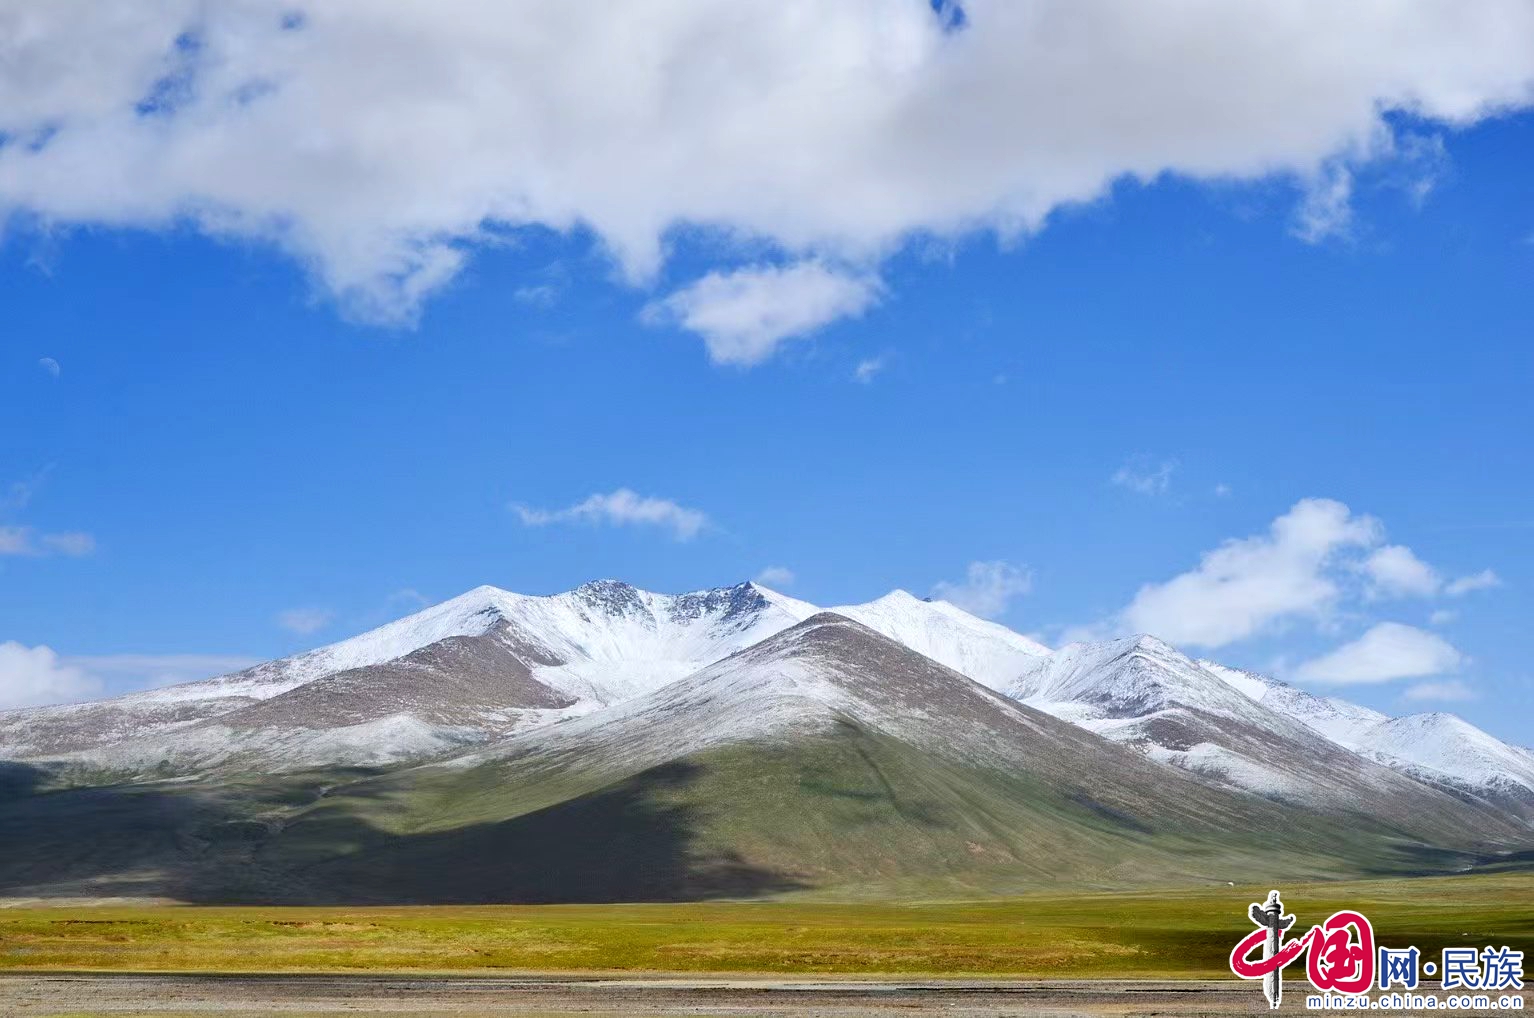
0, 971, 1477, 1016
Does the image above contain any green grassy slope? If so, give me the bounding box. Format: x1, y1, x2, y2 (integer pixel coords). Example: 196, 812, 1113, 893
3, 715, 1527, 906
259, 722, 1524, 903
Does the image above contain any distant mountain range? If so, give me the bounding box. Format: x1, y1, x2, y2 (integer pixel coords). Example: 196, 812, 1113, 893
1, 580, 1530, 904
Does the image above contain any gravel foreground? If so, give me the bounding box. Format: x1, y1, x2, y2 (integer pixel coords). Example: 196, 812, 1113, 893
0, 972, 1473, 1016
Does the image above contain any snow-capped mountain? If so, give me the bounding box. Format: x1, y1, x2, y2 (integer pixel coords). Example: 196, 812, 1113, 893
213, 577, 818, 708
3, 577, 1529, 822
0, 580, 817, 771
460, 611, 1059, 776
1201, 662, 1534, 819
1360, 713, 1534, 812
5, 580, 1051, 774
1002, 635, 1262, 725
829, 590, 1050, 691
318, 614, 1520, 903
1200, 661, 1391, 745
2, 581, 1531, 904
989, 634, 1509, 817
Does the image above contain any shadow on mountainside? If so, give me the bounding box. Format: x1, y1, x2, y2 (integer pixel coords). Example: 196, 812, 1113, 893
0, 759, 805, 904
264, 761, 808, 904
0, 761, 266, 901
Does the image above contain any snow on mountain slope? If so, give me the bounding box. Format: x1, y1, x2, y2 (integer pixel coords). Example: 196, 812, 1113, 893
125, 579, 817, 710
0, 580, 818, 771
1363, 713, 1534, 802
429, 614, 1531, 873
0, 581, 1051, 774
1003, 636, 1276, 726
451, 613, 1213, 809
503, 579, 818, 704
829, 590, 1049, 691
132, 585, 537, 706
1199, 660, 1389, 746
1201, 661, 1534, 817
992, 635, 1475, 809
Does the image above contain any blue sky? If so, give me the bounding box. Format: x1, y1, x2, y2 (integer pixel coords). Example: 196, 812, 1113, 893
1, 3, 1531, 744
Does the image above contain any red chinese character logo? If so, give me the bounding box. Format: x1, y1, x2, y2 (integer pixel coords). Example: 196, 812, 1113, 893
1230, 893, 1376, 1008
1306, 911, 1375, 994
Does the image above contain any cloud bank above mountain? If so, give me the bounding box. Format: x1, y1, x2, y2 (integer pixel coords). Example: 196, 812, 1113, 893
2, 1, 1532, 359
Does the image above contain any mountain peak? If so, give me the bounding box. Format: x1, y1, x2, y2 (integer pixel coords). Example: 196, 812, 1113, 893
571, 578, 646, 616
1119, 633, 1178, 656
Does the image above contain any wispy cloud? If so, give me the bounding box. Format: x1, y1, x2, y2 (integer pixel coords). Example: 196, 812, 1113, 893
62, 652, 260, 691
754, 565, 796, 588
1401, 678, 1476, 703
1445, 569, 1501, 597
1111, 457, 1178, 496
853, 356, 887, 384
38, 532, 96, 556
1292, 163, 1355, 243
513, 284, 559, 308
644, 262, 880, 366
276, 607, 335, 635
513, 488, 709, 541
0, 526, 95, 558
0, 645, 260, 709
932, 560, 1032, 619
387, 588, 431, 609
1, 473, 46, 514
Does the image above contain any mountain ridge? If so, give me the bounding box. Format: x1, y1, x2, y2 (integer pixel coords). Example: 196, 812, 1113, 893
1, 578, 1529, 905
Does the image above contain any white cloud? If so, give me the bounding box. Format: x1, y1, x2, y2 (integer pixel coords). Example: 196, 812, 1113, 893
0, 526, 95, 557
61, 652, 260, 691
0, 646, 259, 709
754, 565, 796, 588
388, 587, 431, 608
1401, 678, 1476, 703
932, 560, 1032, 619
512, 284, 558, 307
644, 262, 879, 365
38, 532, 96, 556
38, 357, 61, 378
0, 642, 99, 708
1, 3, 1530, 329
513, 488, 709, 541
276, 607, 334, 635
1120, 498, 1381, 647
1429, 608, 1457, 626
1361, 544, 1440, 599
853, 356, 887, 384
1294, 622, 1463, 684
1, 475, 42, 514
1111, 458, 1177, 496
1292, 163, 1354, 243
1445, 569, 1502, 597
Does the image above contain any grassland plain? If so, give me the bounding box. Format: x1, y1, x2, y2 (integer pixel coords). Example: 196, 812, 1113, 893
0, 873, 1529, 977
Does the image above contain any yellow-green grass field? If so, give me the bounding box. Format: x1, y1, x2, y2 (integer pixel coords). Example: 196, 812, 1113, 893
0, 873, 1529, 978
